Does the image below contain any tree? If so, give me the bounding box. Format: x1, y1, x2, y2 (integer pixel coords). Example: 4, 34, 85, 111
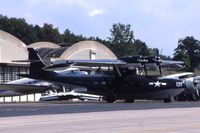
173, 50, 190, 69
133, 39, 151, 56
62, 29, 86, 44
0, 15, 38, 44
174, 36, 200, 71
94, 37, 112, 49
41, 23, 63, 43
108, 23, 134, 57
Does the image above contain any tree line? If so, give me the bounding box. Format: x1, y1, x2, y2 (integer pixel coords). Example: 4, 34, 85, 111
0, 14, 200, 71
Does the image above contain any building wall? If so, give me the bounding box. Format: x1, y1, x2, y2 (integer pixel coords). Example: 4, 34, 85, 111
0, 65, 29, 83
0, 30, 30, 102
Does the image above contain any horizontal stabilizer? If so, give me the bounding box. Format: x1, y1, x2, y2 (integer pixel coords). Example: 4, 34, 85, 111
12, 60, 42, 63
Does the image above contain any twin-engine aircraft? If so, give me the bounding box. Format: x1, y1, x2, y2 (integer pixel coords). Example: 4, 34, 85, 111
16, 48, 187, 103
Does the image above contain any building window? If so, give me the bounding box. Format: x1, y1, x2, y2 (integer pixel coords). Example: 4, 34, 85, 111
0, 65, 29, 83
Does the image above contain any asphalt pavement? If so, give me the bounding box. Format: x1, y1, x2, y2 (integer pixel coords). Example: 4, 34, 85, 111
1, 101, 200, 133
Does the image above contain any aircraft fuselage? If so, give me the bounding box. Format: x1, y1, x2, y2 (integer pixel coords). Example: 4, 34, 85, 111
31, 70, 185, 101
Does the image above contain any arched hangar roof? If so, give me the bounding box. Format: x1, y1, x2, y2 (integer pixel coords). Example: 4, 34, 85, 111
28, 41, 60, 49
59, 41, 117, 60
0, 30, 28, 63
42, 47, 68, 59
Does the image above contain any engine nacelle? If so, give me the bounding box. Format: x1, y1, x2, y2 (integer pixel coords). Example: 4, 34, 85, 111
145, 56, 162, 64
119, 56, 147, 63
184, 77, 195, 92
119, 55, 163, 64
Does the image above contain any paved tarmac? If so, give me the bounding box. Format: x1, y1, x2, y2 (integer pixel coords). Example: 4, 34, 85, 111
1, 101, 200, 133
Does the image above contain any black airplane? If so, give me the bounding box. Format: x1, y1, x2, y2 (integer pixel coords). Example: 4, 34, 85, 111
20, 48, 186, 103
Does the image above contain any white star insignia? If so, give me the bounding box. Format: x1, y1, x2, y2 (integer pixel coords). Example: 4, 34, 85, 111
154, 81, 161, 87
149, 81, 167, 87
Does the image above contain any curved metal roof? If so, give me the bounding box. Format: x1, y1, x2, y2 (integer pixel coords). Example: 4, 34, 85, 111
28, 41, 60, 49
37, 48, 55, 58
42, 47, 68, 59
0, 30, 27, 52
0, 30, 28, 63
60, 40, 117, 60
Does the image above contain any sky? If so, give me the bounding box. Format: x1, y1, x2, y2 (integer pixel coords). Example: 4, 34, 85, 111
0, 0, 200, 56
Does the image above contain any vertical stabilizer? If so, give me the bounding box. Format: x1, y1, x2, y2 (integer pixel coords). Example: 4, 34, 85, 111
27, 48, 46, 77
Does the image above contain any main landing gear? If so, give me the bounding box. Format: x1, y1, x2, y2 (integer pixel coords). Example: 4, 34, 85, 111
124, 98, 135, 103
104, 93, 116, 103
163, 97, 173, 103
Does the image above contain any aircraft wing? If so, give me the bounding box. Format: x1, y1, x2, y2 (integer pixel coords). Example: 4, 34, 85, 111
164, 72, 193, 79
43, 59, 127, 70
0, 84, 50, 94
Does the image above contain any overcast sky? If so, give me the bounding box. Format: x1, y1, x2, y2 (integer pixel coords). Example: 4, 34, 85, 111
0, 0, 200, 56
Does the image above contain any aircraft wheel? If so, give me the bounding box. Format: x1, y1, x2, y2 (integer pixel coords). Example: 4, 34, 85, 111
124, 99, 135, 103
105, 94, 116, 103
163, 98, 172, 103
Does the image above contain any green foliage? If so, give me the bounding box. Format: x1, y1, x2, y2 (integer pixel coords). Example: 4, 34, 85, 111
174, 51, 190, 69
174, 36, 200, 71
0, 15, 37, 44
107, 23, 156, 57
133, 39, 151, 56
0, 14, 86, 45
40, 23, 64, 43
108, 23, 134, 44
108, 23, 134, 57
62, 29, 86, 44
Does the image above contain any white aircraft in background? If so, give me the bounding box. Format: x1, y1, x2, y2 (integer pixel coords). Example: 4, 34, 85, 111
0, 78, 52, 97
0, 67, 85, 97
40, 90, 102, 101
0, 68, 102, 101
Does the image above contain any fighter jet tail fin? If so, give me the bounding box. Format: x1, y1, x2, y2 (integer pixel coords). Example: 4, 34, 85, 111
27, 48, 46, 77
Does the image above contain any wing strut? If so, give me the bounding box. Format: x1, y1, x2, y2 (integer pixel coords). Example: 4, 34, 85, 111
158, 63, 163, 76
114, 65, 122, 77
143, 64, 148, 76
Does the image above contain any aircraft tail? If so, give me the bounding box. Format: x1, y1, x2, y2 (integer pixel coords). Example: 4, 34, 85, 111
27, 48, 46, 77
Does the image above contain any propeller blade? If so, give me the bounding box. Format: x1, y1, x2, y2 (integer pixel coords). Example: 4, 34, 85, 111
196, 88, 199, 97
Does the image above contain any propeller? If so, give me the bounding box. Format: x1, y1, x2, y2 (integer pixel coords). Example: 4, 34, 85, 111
193, 76, 200, 97
184, 76, 200, 100
119, 55, 164, 76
